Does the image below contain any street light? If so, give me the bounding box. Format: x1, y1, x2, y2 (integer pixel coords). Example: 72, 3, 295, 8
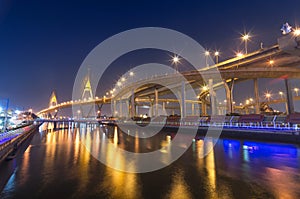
265, 92, 272, 101
129, 71, 134, 76
204, 50, 210, 66
242, 34, 250, 54
294, 28, 300, 36
279, 91, 284, 99
201, 85, 209, 92
236, 52, 244, 58
214, 51, 219, 64
294, 88, 299, 96
172, 55, 180, 72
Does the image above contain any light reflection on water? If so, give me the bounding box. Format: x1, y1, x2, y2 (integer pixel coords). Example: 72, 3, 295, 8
0, 123, 300, 199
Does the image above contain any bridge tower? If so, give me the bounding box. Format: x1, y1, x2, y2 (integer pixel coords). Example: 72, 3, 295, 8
82, 70, 94, 100
47, 91, 58, 119
49, 91, 58, 107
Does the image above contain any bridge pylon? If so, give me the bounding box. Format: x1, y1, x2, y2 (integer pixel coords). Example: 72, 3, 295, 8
49, 91, 58, 108
82, 70, 94, 100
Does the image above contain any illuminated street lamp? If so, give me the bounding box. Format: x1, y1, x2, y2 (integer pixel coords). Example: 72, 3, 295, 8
204, 50, 210, 66
214, 51, 219, 64
294, 88, 299, 96
279, 91, 284, 99
242, 34, 250, 54
294, 28, 300, 36
172, 55, 180, 72
201, 85, 209, 92
246, 99, 250, 105
129, 71, 134, 76
265, 92, 272, 101
236, 52, 244, 58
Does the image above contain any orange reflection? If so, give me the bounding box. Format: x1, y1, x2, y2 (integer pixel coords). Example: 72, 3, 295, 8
264, 167, 298, 199
19, 145, 31, 186
165, 169, 192, 199
99, 127, 141, 198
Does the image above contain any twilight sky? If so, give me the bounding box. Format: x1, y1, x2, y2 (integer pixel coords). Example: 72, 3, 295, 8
0, 0, 300, 112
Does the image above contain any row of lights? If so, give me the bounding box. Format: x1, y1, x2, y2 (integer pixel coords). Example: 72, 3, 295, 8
173, 28, 300, 68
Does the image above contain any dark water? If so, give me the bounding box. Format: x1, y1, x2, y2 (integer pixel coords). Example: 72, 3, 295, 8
1, 123, 300, 199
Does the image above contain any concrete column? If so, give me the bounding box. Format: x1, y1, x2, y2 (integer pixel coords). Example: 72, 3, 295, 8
209, 79, 216, 115
285, 79, 294, 114
181, 81, 186, 118
150, 102, 154, 117
113, 100, 116, 117
224, 80, 234, 114
130, 89, 135, 117
254, 78, 260, 114
201, 100, 207, 116
135, 105, 138, 116
162, 102, 166, 115
155, 89, 158, 117
191, 103, 195, 116
119, 100, 123, 117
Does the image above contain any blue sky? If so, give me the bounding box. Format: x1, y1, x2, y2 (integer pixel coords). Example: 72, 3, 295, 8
0, 0, 300, 112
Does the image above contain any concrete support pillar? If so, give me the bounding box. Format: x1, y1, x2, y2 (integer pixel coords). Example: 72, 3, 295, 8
130, 89, 135, 118
285, 79, 294, 114
201, 100, 207, 116
119, 100, 123, 117
150, 102, 154, 117
155, 89, 158, 117
162, 102, 166, 115
191, 103, 195, 116
135, 105, 139, 116
181, 81, 186, 118
113, 100, 116, 117
224, 79, 234, 114
209, 79, 217, 115
254, 78, 260, 114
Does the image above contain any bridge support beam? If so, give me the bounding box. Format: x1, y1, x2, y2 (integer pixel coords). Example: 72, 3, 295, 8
162, 102, 166, 115
254, 78, 260, 114
113, 100, 116, 117
180, 81, 186, 118
285, 79, 294, 114
209, 79, 217, 115
224, 79, 234, 114
155, 89, 158, 117
201, 100, 207, 116
191, 103, 195, 116
130, 90, 135, 118
119, 101, 123, 117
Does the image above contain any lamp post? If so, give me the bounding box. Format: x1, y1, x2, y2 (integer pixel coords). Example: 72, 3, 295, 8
77, 110, 81, 119
172, 55, 180, 73
294, 88, 299, 96
265, 93, 271, 101
242, 34, 250, 54
205, 51, 210, 66
279, 91, 284, 99
214, 51, 219, 64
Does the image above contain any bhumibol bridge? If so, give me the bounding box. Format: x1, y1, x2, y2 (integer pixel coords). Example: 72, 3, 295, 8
37, 31, 300, 119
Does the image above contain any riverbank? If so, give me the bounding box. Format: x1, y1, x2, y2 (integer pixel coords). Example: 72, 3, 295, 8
0, 123, 41, 162
163, 125, 300, 145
